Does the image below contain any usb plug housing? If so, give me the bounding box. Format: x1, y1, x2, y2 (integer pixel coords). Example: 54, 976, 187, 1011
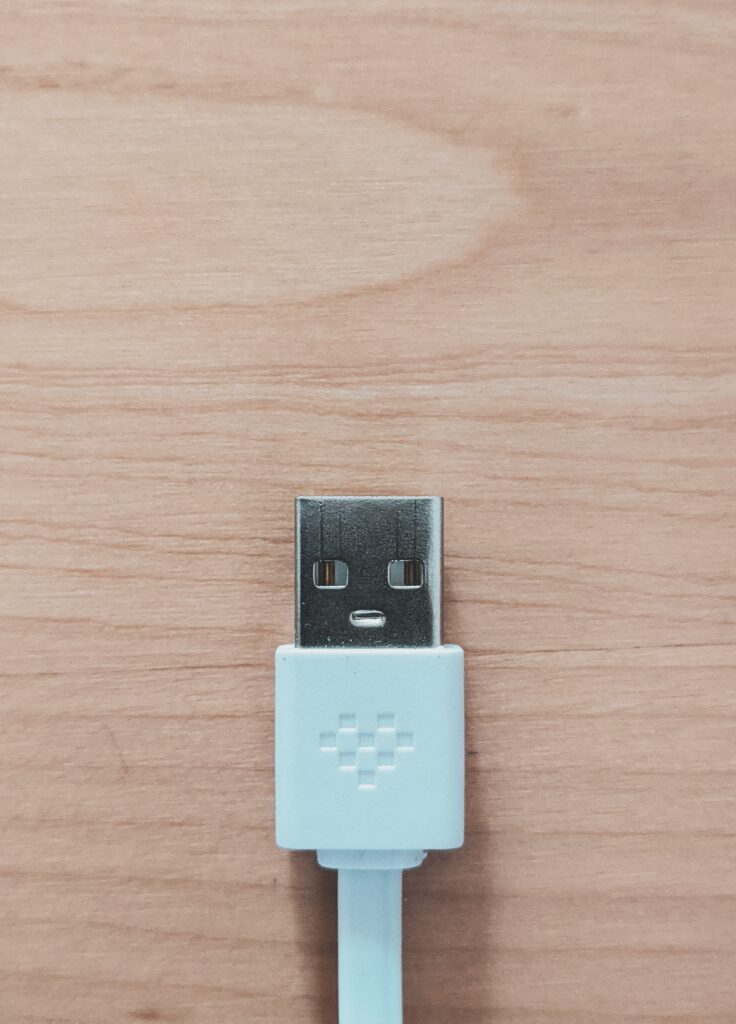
275, 496, 464, 853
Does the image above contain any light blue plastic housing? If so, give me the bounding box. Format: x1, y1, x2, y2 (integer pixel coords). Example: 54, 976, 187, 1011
275, 644, 464, 851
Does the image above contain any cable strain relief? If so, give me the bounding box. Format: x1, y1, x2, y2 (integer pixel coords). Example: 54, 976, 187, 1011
317, 849, 426, 871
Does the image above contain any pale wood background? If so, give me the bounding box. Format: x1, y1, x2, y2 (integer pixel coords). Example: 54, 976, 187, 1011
1, 1, 735, 1022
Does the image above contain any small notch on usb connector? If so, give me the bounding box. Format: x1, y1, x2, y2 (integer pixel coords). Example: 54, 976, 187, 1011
349, 609, 387, 629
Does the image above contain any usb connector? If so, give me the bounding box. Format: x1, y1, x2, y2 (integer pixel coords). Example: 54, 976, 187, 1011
296, 495, 442, 647
275, 496, 464, 1024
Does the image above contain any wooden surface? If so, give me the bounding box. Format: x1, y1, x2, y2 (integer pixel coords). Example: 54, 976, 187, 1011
1, 2, 735, 1021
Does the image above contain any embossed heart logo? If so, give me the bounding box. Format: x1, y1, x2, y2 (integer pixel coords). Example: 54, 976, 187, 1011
319, 713, 415, 789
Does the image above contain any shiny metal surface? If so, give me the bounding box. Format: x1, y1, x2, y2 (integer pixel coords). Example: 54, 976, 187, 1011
295, 496, 442, 647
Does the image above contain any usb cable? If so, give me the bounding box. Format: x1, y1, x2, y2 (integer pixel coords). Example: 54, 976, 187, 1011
275, 496, 464, 1024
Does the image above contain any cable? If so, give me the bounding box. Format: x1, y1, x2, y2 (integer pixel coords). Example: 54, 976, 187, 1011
275, 496, 465, 1023
338, 869, 402, 1024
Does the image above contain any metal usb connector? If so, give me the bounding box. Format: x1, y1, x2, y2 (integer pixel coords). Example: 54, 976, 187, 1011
295, 496, 443, 648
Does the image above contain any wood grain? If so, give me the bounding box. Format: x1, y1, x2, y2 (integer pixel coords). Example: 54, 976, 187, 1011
1, 2, 735, 1021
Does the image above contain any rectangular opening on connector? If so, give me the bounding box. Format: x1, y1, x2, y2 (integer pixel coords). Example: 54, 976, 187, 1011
313, 559, 348, 589
388, 559, 424, 589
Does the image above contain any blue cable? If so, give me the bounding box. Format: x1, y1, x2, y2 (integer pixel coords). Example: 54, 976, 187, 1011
338, 869, 403, 1024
